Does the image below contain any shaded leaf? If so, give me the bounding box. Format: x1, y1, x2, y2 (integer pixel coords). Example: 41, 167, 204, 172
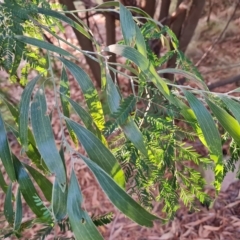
65, 118, 125, 188
122, 119, 148, 156
24, 163, 52, 202
13, 155, 44, 217
60, 66, 70, 118
19, 74, 41, 150
14, 187, 22, 231
80, 154, 159, 227
67, 169, 104, 240
31, 89, 66, 191
92, 212, 114, 227
105, 73, 148, 156
4, 183, 14, 224
0, 169, 7, 193
37, 8, 90, 39
120, 3, 136, 46
52, 147, 67, 221
15, 36, 73, 57
0, 112, 16, 181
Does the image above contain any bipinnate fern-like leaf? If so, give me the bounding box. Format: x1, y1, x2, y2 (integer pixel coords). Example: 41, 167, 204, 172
92, 212, 114, 227
104, 95, 137, 136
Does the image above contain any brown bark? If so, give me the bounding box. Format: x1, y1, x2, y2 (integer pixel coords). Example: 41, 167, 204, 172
179, 0, 206, 52
58, 0, 101, 87
158, 0, 171, 24
165, 0, 205, 81
165, 2, 188, 80
142, 0, 156, 18
104, 0, 116, 67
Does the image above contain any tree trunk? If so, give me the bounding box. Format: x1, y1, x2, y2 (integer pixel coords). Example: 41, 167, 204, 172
179, 0, 206, 52
58, 0, 101, 87
158, 0, 171, 24
104, 0, 116, 77
165, 0, 205, 81
142, 0, 156, 18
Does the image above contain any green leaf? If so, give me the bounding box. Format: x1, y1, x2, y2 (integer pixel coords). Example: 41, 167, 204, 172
67, 169, 104, 240
120, 3, 136, 46
80, 155, 159, 227
207, 97, 240, 147
67, 97, 98, 136
52, 147, 67, 221
92, 212, 113, 227
122, 119, 148, 156
0, 168, 7, 193
59, 67, 78, 145
158, 68, 208, 90
31, 89, 66, 191
135, 23, 147, 57
4, 183, 14, 224
184, 92, 224, 190
65, 118, 125, 188
37, 8, 91, 39
60, 67, 70, 118
8, 125, 49, 174
59, 58, 105, 131
221, 96, 240, 124
184, 91, 222, 161
19, 74, 41, 150
105, 44, 170, 99
106, 72, 121, 113
13, 155, 44, 217
105, 73, 148, 156
52, 178, 67, 221
14, 188, 22, 231
24, 164, 52, 202
0, 112, 16, 181
3, 99, 48, 173
105, 95, 137, 136
15, 36, 73, 57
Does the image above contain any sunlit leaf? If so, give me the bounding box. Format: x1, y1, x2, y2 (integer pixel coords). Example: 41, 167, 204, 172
59, 58, 105, 131
184, 91, 222, 160
105, 44, 170, 98
221, 96, 240, 124
207, 97, 240, 147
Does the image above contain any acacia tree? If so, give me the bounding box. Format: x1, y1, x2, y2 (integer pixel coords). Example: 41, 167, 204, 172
0, 0, 240, 239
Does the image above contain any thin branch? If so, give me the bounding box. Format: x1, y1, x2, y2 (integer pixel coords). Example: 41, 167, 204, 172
195, 1, 240, 67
